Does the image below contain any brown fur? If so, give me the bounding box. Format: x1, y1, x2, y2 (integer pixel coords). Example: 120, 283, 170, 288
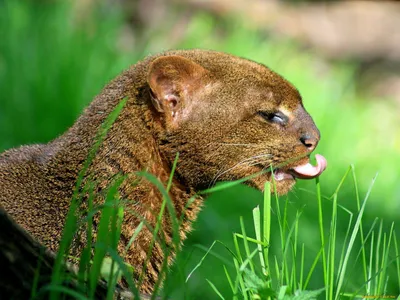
0, 50, 320, 293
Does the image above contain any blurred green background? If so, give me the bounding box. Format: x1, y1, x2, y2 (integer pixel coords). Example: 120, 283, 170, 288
1, 0, 399, 298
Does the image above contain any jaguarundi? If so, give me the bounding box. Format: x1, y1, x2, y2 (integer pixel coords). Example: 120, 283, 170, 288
0, 49, 327, 293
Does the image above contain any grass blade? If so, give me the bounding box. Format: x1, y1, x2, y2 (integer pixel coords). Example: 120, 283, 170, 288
253, 205, 267, 276
335, 174, 377, 299
240, 216, 255, 273
263, 182, 271, 279
206, 279, 226, 300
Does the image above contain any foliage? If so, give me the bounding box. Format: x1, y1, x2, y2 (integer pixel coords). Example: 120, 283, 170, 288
182, 174, 399, 299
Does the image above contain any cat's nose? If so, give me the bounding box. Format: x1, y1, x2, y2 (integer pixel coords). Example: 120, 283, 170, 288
300, 133, 319, 152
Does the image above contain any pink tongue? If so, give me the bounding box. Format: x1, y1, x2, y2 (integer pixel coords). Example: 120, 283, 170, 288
290, 154, 327, 179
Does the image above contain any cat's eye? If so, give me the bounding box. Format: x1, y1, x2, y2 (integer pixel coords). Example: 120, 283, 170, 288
258, 111, 287, 125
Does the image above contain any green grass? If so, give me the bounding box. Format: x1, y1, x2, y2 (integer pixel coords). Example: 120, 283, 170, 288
179, 171, 399, 299
0, 0, 134, 151
1, 0, 399, 299
31, 160, 399, 299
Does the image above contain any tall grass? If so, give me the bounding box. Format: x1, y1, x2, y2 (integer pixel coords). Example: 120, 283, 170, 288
37, 159, 398, 299
187, 170, 399, 299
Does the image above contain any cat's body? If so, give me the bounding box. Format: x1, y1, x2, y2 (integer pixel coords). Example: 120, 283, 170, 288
0, 50, 326, 292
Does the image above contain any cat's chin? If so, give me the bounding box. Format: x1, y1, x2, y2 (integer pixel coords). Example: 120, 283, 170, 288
248, 173, 296, 195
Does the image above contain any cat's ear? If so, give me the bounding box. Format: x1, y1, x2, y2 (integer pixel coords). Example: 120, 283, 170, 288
147, 55, 208, 122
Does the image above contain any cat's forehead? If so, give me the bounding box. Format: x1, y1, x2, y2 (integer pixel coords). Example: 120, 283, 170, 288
162, 50, 303, 109
231, 61, 303, 106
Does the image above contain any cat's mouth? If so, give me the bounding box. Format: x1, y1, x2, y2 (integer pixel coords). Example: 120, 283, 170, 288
245, 154, 327, 194
272, 154, 327, 182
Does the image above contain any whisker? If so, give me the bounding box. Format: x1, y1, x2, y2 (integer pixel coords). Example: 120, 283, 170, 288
209, 153, 272, 187
209, 142, 260, 147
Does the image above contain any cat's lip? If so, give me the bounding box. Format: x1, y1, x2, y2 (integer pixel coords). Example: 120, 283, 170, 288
273, 154, 327, 181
